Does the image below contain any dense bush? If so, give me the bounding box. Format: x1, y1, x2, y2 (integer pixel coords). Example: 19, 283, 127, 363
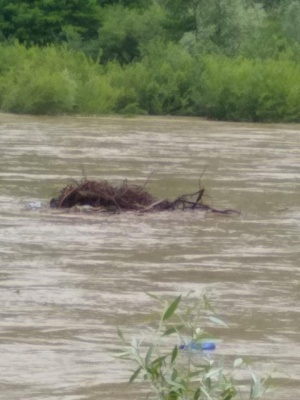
133, 40, 195, 115
1, 39, 300, 121
0, 43, 119, 115
192, 55, 300, 122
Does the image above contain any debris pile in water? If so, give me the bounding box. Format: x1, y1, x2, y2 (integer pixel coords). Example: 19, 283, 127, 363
50, 178, 239, 214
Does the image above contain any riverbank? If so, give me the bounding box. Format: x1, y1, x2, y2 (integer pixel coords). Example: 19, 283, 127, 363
1, 42, 300, 122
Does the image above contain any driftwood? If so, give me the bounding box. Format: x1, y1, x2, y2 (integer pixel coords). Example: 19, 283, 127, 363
50, 179, 239, 215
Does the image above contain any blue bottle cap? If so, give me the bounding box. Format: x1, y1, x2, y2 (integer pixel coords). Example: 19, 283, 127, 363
201, 342, 216, 351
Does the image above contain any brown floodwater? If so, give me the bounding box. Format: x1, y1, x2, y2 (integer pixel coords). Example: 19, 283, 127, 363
0, 113, 299, 400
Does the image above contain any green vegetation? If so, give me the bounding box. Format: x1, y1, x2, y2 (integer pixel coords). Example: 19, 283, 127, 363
0, 0, 300, 121
117, 293, 273, 399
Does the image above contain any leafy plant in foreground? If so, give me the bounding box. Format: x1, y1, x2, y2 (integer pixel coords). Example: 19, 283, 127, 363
117, 293, 273, 400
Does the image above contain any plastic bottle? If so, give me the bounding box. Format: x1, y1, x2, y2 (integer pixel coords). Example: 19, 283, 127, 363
179, 341, 216, 351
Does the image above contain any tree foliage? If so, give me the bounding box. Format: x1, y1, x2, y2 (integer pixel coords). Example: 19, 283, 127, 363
0, 0, 299, 121
97, 0, 148, 7
280, 0, 300, 43
97, 4, 167, 64
0, 0, 100, 45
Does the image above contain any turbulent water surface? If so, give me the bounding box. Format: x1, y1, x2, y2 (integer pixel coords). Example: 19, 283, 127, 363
0, 113, 299, 400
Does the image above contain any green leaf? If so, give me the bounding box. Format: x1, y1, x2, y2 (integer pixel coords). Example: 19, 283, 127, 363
145, 345, 153, 367
187, 370, 207, 379
243, 356, 253, 366
143, 313, 160, 324
205, 367, 223, 379
251, 372, 258, 384
208, 316, 227, 327
150, 355, 167, 367
117, 327, 125, 343
163, 295, 181, 321
162, 325, 184, 336
233, 358, 244, 368
116, 351, 130, 358
164, 377, 185, 391
129, 366, 142, 383
193, 388, 201, 400
203, 294, 215, 312
185, 305, 193, 315
171, 345, 178, 364
198, 385, 213, 400
205, 377, 212, 389
171, 369, 178, 382
146, 292, 163, 302
221, 386, 237, 400
265, 387, 275, 394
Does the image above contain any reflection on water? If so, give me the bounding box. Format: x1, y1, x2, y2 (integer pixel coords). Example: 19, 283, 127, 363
0, 113, 299, 400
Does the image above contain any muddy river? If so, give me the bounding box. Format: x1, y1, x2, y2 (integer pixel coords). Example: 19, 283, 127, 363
0, 113, 299, 400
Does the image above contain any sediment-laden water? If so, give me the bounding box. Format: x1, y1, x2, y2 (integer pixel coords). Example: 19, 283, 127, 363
0, 113, 299, 400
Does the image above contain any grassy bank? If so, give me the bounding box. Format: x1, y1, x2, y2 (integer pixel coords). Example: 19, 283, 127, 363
1, 42, 300, 122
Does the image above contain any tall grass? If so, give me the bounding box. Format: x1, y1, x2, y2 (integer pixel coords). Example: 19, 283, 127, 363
1, 42, 300, 121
